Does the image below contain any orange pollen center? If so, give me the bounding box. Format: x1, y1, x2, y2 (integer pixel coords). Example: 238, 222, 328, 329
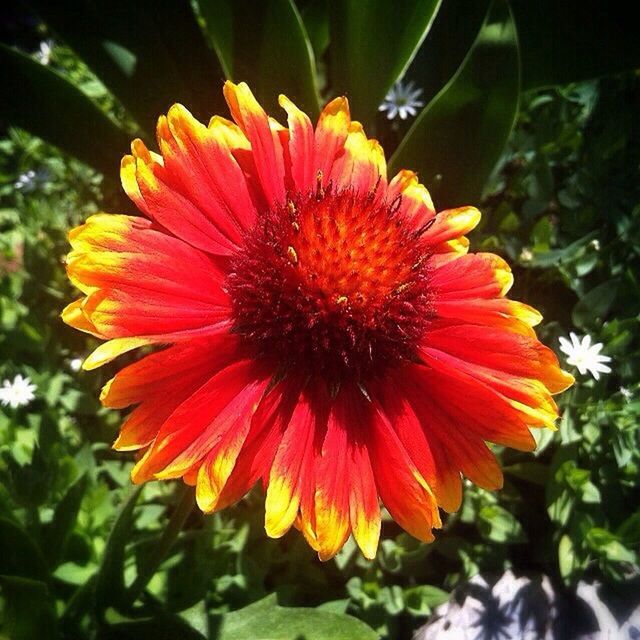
227, 186, 433, 385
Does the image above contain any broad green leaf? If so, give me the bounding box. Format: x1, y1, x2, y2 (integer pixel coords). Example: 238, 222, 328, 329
503, 462, 549, 485
558, 534, 577, 581
586, 528, 636, 564
405, 0, 491, 107
572, 279, 620, 329
218, 594, 379, 640
94, 486, 143, 615
477, 504, 526, 544
30, 0, 227, 135
390, 0, 520, 208
0, 45, 130, 175
329, 0, 441, 127
199, 0, 320, 117
404, 585, 449, 616
511, 1, 640, 90
0, 576, 58, 640
44, 473, 88, 567
0, 517, 48, 580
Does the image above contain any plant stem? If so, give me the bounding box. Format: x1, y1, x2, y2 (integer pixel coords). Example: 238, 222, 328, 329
126, 484, 195, 603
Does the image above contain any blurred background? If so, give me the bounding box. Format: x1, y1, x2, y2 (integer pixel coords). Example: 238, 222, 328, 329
0, 1, 639, 638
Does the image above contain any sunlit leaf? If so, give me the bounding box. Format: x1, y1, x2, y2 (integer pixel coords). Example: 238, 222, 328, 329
0, 45, 130, 175
390, 0, 520, 208
30, 0, 227, 134
44, 473, 88, 567
94, 486, 143, 615
218, 594, 379, 640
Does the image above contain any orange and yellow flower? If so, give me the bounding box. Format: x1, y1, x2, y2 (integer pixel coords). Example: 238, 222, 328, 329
63, 82, 573, 560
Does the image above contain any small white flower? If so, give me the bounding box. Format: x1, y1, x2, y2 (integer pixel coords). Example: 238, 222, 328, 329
14, 168, 50, 193
519, 247, 533, 262
559, 332, 612, 380
620, 386, 632, 401
0, 374, 37, 409
379, 80, 424, 121
69, 358, 83, 372
34, 39, 54, 65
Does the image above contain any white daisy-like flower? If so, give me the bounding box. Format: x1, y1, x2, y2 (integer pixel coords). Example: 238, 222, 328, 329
379, 80, 424, 121
558, 332, 612, 380
0, 374, 37, 409
69, 358, 83, 372
34, 39, 54, 65
14, 168, 50, 194
620, 386, 632, 401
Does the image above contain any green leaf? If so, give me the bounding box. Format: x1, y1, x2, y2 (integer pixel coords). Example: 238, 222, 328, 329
200, 0, 320, 117
94, 486, 143, 615
404, 585, 449, 616
477, 504, 526, 543
329, 0, 441, 127
511, 1, 640, 90
0, 576, 58, 640
44, 473, 88, 567
390, 0, 520, 208
218, 594, 379, 640
406, 0, 491, 107
503, 461, 549, 485
586, 527, 635, 563
0, 45, 131, 175
0, 518, 48, 580
30, 1, 227, 135
558, 534, 577, 582
572, 279, 619, 329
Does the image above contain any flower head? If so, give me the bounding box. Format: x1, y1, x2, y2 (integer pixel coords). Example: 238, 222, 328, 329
379, 80, 424, 120
34, 39, 54, 65
559, 332, 612, 380
0, 374, 37, 409
63, 82, 573, 559
14, 168, 50, 193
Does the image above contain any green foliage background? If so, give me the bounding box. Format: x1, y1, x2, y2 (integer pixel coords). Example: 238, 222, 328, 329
1, 1, 639, 638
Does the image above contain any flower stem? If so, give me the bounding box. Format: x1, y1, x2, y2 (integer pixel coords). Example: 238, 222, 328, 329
126, 484, 195, 603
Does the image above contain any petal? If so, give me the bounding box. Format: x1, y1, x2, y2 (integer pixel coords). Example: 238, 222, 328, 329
420, 344, 560, 429
314, 96, 351, 183
264, 392, 320, 538
224, 81, 286, 206
372, 374, 461, 513
279, 94, 316, 193
387, 170, 435, 231
204, 378, 301, 512
434, 298, 542, 336
423, 206, 481, 254
430, 252, 514, 299
425, 324, 574, 394
368, 400, 441, 542
131, 359, 267, 483
121, 140, 238, 255
66, 214, 231, 342
404, 370, 505, 491
329, 122, 386, 195
155, 104, 257, 244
